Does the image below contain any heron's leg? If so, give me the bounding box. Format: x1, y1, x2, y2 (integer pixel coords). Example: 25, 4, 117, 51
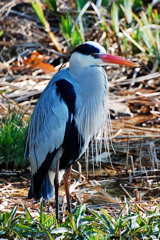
64, 166, 72, 214
54, 158, 60, 220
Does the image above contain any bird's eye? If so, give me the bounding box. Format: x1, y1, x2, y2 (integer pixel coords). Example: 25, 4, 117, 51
91, 53, 95, 58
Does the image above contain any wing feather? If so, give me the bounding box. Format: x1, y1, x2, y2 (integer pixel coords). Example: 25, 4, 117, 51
24, 79, 69, 175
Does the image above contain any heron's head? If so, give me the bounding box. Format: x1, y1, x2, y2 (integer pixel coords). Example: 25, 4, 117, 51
69, 41, 138, 72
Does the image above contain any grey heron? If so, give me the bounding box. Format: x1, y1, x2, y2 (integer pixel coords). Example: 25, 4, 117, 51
24, 41, 138, 220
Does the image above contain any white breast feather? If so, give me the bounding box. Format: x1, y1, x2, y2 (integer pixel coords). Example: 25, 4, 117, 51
75, 66, 108, 151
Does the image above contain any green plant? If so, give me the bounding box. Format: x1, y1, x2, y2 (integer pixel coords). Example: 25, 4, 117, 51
0, 203, 160, 239
133, 0, 142, 9
44, 0, 57, 12
75, 0, 87, 11
121, 0, 133, 25
91, 202, 160, 239
0, 205, 23, 239
31, 0, 62, 52
34, 199, 59, 239
110, 0, 160, 69
0, 203, 54, 239
60, 12, 84, 50
62, 204, 95, 239
0, 203, 94, 239
132, 5, 160, 65
111, 2, 119, 41
31, 0, 46, 27
0, 106, 30, 169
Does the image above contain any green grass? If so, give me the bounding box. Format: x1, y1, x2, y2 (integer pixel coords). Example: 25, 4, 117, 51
0, 106, 30, 170
60, 12, 84, 50
0, 201, 160, 239
111, 1, 160, 66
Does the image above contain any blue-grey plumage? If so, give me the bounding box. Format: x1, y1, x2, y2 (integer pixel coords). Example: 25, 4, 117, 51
24, 41, 137, 212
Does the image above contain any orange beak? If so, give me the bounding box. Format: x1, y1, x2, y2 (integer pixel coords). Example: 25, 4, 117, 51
99, 53, 138, 67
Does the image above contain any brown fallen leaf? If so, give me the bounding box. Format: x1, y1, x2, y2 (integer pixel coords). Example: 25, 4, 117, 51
13, 51, 56, 74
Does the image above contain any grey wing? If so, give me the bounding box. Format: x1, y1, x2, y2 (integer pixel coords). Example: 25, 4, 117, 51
24, 82, 68, 175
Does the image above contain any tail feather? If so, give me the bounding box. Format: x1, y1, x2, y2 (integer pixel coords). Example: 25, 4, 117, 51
28, 173, 54, 201
41, 173, 54, 201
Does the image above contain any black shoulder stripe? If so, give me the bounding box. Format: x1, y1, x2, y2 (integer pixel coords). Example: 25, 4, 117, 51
56, 79, 76, 114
